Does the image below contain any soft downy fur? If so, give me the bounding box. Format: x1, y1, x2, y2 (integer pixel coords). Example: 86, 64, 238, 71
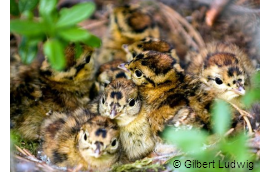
121, 51, 215, 133
96, 4, 160, 65
41, 108, 120, 171
91, 78, 157, 161
187, 42, 255, 107
95, 59, 131, 94
11, 44, 97, 140
123, 37, 179, 62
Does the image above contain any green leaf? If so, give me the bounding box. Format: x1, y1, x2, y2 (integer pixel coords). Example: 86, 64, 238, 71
83, 34, 102, 48
75, 43, 83, 59
21, 10, 34, 20
162, 127, 208, 154
58, 27, 91, 42
18, 0, 39, 13
10, 20, 46, 37
10, 0, 20, 16
57, 27, 101, 47
19, 37, 39, 64
242, 72, 260, 107
242, 89, 260, 107
212, 100, 231, 136
56, 2, 95, 28
221, 134, 250, 162
43, 39, 66, 71
252, 72, 260, 86
39, 0, 57, 15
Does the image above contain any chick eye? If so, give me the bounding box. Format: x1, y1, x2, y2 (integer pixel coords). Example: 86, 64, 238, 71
111, 139, 117, 147
129, 99, 135, 106
132, 52, 137, 57
102, 83, 108, 87
85, 55, 91, 64
215, 77, 223, 85
137, 44, 143, 48
102, 97, 105, 104
84, 133, 87, 141
134, 69, 142, 78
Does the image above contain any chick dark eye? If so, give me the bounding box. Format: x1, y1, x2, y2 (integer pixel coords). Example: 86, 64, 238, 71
137, 44, 143, 48
111, 139, 117, 147
129, 99, 135, 106
135, 70, 142, 78
102, 97, 105, 104
215, 78, 223, 85
85, 55, 91, 64
103, 83, 108, 87
84, 133, 87, 141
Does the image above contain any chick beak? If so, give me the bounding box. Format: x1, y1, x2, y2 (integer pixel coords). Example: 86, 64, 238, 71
233, 83, 246, 95
93, 142, 102, 158
118, 63, 130, 72
237, 86, 246, 95
122, 44, 129, 53
110, 105, 117, 119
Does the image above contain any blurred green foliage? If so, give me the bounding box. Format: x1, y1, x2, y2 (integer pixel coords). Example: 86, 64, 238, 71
10, 0, 101, 70
163, 71, 260, 172
242, 72, 260, 107
163, 100, 258, 171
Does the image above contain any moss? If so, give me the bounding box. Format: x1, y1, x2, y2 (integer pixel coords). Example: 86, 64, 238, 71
111, 158, 165, 172
10, 130, 39, 155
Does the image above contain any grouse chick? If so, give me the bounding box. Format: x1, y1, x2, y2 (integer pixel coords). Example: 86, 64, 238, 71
41, 108, 120, 171
11, 44, 96, 140
120, 51, 215, 133
96, 4, 160, 64
123, 37, 179, 62
95, 78, 157, 161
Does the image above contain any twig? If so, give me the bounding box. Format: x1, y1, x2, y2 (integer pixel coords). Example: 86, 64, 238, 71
14, 154, 32, 163
229, 102, 253, 134
160, 5, 199, 50
224, 128, 235, 137
160, 2, 205, 48
15, 145, 28, 156
230, 102, 253, 118
14, 154, 56, 172
80, 19, 108, 30
215, 151, 225, 160
194, 0, 260, 14
205, 0, 233, 26
23, 148, 35, 157
242, 116, 253, 134
72, 164, 83, 172
159, 2, 205, 50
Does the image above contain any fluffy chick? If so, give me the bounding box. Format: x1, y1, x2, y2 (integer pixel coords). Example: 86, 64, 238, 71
120, 51, 215, 133
187, 42, 255, 107
92, 78, 157, 161
11, 44, 96, 140
96, 4, 160, 64
96, 59, 131, 93
123, 37, 179, 62
41, 108, 120, 171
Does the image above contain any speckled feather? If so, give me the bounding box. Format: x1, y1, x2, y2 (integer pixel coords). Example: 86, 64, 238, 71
41, 108, 120, 171
10, 44, 97, 140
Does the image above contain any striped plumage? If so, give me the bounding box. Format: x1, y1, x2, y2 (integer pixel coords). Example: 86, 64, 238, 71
96, 5, 160, 65
120, 51, 214, 133
187, 42, 255, 107
41, 108, 120, 171
11, 44, 96, 140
